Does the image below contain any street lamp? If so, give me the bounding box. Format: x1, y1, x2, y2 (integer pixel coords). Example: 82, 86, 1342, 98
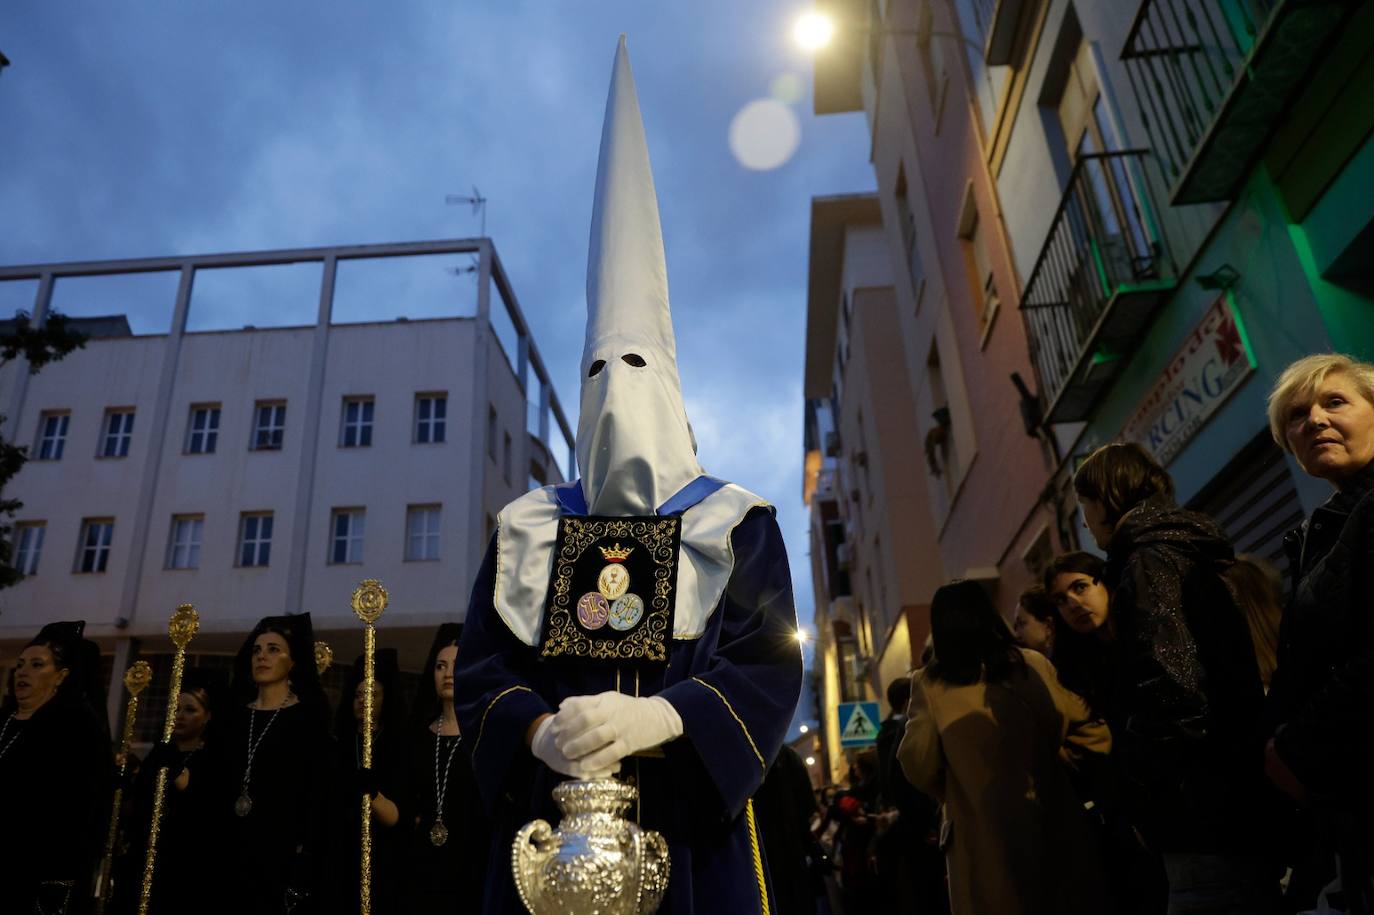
805, 756, 817, 766
799, 723, 810, 734
790, 10, 984, 57
793, 11, 836, 51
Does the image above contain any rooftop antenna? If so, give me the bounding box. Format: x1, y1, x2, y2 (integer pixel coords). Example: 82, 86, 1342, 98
445, 186, 487, 238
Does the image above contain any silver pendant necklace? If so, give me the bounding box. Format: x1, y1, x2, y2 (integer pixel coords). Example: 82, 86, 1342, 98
0, 713, 22, 761
430, 720, 461, 846
236, 698, 288, 817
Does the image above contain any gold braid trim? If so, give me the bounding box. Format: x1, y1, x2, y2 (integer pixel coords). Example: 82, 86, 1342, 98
746, 798, 771, 915
690, 677, 765, 772
472, 685, 534, 759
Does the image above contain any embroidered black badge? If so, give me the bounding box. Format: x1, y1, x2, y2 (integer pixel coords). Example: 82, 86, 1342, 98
538, 515, 680, 664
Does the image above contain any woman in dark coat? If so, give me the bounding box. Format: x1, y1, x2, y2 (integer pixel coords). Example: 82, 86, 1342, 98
1074, 441, 1278, 912
1043, 550, 1168, 915
208, 613, 334, 914
112, 667, 227, 914
1265, 354, 1374, 913
330, 648, 406, 915
402, 622, 488, 912
0, 620, 111, 915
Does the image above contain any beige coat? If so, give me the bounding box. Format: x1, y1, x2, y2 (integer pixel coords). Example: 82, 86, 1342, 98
898, 648, 1111, 915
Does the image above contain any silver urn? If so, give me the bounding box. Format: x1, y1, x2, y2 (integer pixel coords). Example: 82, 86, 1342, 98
512, 778, 670, 915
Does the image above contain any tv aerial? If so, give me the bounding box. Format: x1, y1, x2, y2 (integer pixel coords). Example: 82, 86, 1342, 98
444, 185, 487, 279
445, 185, 488, 237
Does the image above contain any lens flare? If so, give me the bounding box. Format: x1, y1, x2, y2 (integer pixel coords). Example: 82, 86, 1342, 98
729, 99, 801, 171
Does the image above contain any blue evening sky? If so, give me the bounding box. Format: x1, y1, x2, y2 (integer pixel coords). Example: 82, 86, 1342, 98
1, 1, 877, 733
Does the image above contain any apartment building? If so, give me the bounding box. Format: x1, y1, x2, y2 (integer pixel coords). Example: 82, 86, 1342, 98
805, 0, 1373, 776
803, 194, 947, 783
0, 239, 574, 731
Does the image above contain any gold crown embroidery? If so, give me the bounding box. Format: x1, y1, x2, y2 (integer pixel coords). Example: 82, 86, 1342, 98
599, 542, 634, 562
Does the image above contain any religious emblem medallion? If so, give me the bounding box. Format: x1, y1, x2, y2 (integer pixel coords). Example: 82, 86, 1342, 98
596, 551, 632, 600
430, 820, 450, 847
609, 594, 644, 631
576, 592, 611, 630
539, 517, 681, 665
235, 793, 253, 817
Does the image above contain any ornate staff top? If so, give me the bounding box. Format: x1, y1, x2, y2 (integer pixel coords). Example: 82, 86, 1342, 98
314, 640, 334, 676
167, 604, 199, 648
352, 578, 389, 625
123, 659, 153, 696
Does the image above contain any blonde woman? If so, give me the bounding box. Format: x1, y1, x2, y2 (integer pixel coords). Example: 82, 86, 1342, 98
1265, 353, 1374, 914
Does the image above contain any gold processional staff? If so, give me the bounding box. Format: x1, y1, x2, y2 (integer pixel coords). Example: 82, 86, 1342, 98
137, 605, 199, 915
352, 579, 388, 915
315, 640, 334, 677
94, 660, 152, 914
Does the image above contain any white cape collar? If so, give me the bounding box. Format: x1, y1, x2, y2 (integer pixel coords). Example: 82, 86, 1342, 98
493, 478, 770, 647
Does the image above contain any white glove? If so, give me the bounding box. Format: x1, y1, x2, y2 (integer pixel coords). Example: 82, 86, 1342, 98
550, 692, 684, 774
530, 714, 620, 780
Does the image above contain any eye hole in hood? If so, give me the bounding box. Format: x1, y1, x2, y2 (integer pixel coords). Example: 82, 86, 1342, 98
589, 359, 606, 377
622, 353, 646, 367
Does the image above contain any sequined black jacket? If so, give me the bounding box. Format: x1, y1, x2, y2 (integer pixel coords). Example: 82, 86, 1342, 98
1105, 497, 1269, 852
1270, 461, 1374, 803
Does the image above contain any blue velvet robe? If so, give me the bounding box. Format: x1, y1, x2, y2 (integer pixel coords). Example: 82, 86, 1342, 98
455, 504, 802, 914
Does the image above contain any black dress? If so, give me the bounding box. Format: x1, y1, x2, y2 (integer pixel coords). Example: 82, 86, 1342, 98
111, 744, 223, 915
330, 727, 407, 915
401, 725, 488, 912
209, 702, 333, 915
0, 700, 112, 915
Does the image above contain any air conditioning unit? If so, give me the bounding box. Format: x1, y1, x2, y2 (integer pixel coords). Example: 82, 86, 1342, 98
825, 431, 842, 457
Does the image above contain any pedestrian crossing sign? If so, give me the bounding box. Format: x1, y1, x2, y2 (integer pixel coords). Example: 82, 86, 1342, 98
837, 701, 881, 748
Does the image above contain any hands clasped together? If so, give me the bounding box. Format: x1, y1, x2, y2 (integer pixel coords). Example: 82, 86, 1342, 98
530, 691, 684, 779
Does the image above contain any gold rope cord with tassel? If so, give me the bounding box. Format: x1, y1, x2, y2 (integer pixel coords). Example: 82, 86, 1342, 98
352, 579, 389, 915
137, 605, 199, 915
745, 798, 771, 915
94, 660, 152, 914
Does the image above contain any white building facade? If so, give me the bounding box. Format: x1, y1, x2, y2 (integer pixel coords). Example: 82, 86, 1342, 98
0, 239, 574, 729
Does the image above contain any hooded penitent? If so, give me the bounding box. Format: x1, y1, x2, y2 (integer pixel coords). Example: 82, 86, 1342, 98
493, 37, 768, 646
578, 35, 702, 517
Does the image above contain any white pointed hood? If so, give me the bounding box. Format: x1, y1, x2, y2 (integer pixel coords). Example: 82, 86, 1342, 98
577, 36, 702, 516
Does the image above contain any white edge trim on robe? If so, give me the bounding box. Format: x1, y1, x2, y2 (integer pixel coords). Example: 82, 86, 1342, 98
493, 481, 772, 647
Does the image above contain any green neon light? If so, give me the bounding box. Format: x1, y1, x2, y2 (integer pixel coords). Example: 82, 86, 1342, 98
1225, 289, 1259, 369
1090, 240, 1110, 293
1114, 278, 1177, 295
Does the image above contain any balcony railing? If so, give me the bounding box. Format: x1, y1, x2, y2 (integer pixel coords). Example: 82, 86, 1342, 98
1123, 0, 1357, 204
1019, 150, 1177, 424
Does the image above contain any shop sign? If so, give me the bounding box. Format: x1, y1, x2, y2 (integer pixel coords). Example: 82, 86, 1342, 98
1121, 293, 1256, 465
